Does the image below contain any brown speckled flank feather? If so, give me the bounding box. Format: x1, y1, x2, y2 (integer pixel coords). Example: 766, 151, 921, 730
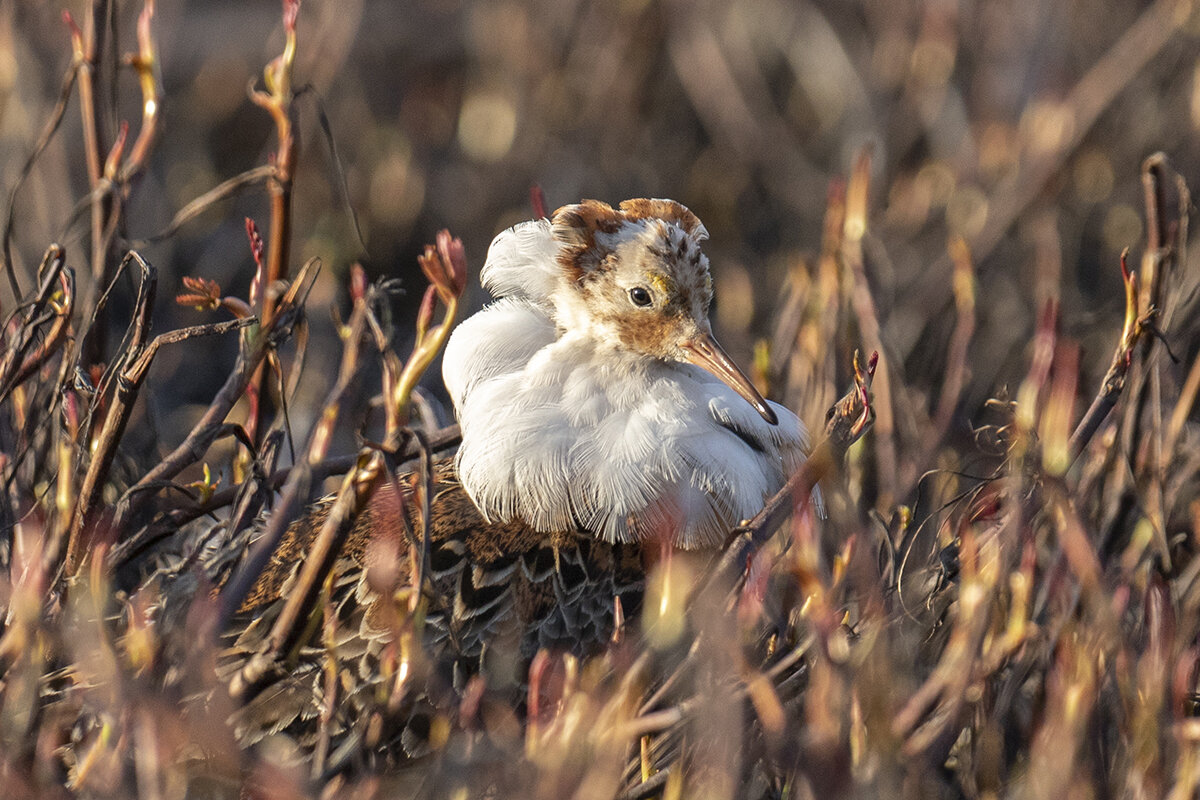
214, 458, 645, 774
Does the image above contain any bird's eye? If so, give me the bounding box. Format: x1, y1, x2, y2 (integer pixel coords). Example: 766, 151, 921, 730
629, 286, 653, 307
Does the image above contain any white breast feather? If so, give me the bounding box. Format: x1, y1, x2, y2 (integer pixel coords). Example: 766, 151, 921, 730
442, 220, 810, 548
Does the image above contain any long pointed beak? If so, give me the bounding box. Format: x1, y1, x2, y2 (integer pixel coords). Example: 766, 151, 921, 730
680, 331, 778, 425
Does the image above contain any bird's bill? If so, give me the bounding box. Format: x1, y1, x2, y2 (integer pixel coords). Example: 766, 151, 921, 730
680, 332, 778, 425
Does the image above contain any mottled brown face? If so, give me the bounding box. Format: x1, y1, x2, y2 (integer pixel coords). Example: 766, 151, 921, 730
551, 199, 776, 424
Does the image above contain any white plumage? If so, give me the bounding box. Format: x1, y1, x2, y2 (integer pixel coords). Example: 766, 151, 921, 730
442, 199, 808, 549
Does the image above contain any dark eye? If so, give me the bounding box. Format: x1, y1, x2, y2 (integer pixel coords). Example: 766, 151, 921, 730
629, 286, 652, 307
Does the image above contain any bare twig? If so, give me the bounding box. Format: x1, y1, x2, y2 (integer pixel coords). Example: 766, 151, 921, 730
65, 266, 254, 577
2, 269, 75, 401
251, 0, 301, 325
1068, 250, 1141, 460
118, 0, 161, 183
126, 166, 276, 247
303, 86, 367, 259
246, 0, 302, 446
64, 250, 156, 577
1, 63, 78, 304
1166, 348, 1200, 460
842, 149, 897, 509
69, 2, 111, 295
0, 246, 69, 402
166, 423, 460, 528
112, 259, 318, 530
1070, 155, 1184, 467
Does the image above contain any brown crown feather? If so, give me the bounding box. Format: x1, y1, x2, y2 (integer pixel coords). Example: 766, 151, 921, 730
551, 198, 707, 283
618, 198, 706, 240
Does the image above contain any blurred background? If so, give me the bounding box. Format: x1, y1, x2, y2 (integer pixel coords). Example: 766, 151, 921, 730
1, 0, 1198, 468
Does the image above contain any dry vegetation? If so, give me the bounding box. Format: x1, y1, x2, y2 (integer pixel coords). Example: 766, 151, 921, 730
3, 0, 1200, 798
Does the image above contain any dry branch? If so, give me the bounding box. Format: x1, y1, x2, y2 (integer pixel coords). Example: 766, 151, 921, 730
65, 251, 157, 577
0, 245, 70, 402
111, 259, 319, 532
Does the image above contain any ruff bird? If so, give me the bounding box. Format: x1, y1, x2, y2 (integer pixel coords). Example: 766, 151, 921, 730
443, 198, 809, 548
71, 200, 806, 781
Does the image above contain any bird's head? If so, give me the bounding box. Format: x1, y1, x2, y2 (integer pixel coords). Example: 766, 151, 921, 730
550, 198, 777, 425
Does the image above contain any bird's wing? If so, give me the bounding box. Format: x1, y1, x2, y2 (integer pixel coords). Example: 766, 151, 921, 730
705, 382, 823, 516
705, 388, 810, 474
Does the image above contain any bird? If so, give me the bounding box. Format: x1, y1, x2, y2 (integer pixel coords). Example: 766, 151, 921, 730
57, 199, 811, 789
213, 198, 810, 771
442, 198, 809, 549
